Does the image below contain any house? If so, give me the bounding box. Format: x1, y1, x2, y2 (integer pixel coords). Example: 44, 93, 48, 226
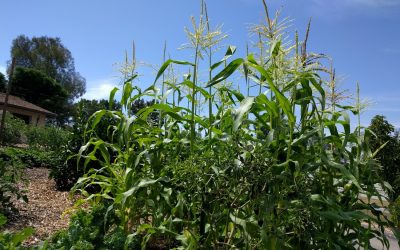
0, 93, 55, 127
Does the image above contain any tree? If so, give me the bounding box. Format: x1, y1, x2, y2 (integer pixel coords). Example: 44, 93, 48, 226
75, 99, 121, 121
10, 35, 86, 100
368, 115, 400, 200
11, 67, 68, 122
0, 72, 6, 92
130, 99, 159, 125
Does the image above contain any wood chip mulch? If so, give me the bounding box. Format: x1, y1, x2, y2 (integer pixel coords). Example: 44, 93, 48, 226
3, 167, 77, 246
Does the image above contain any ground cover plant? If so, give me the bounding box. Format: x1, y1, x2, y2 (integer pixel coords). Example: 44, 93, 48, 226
47, 204, 139, 250
69, 1, 399, 249
0, 158, 27, 216
2, 113, 26, 145
0, 213, 34, 250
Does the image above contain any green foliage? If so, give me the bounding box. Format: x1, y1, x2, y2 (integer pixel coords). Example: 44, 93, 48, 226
49, 99, 116, 191
10, 35, 86, 124
390, 197, 400, 228
0, 147, 59, 169
47, 205, 138, 250
74, 99, 122, 141
75, 99, 122, 120
3, 113, 27, 145
69, 3, 398, 249
74, 64, 397, 247
368, 115, 400, 200
49, 98, 156, 191
0, 72, 6, 92
10, 35, 86, 99
0, 157, 27, 215
11, 67, 68, 121
130, 99, 160, 125
46, 100, 97, 190
0, 213, 34, 250
25, 125, 70, 152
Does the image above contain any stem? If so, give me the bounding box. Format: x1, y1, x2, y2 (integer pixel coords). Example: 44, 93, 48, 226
205, 2, 213, 145
191, 43, 199, 152
258, 32, 263, 95
356, 82, 361, 138
159, 41, 167, 130
246, 43, 250, 97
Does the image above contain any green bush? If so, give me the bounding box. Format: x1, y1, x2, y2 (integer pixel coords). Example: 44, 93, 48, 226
390, 197, 400, 228
26, 125, 70, 152
48, 100, 122, 191
0, 147, 58, 169
47, 205, 138, 250
3, 113, 27, 145
48, 113, 84, 191
0, 157, 27, 215
49, 152, 82, 191
0, 146, 71, 197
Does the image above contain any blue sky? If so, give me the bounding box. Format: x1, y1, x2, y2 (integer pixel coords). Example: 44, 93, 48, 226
0, 0, 399, 128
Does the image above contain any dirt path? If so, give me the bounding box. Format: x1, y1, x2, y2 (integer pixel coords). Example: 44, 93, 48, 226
4, 167, 76, 246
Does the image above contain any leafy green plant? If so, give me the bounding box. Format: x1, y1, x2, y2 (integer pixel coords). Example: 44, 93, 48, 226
71, 1, 399, 249
47, 204, 138, 250
0, 158, 27, 215
368, 115, 400, 201
3, 113, 27, 145
0, 213, 34, 250
49, 97, 159, 191
0, 147, 58, 169
49, 99, 120, 191
26, 125, 70, 152
390, 197, 400, 228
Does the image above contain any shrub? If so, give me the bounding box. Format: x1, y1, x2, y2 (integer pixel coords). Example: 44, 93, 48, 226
0, 158, 27, 215
390, 197, 400, 228
368, 115, 400, 200
0, 147, 58, 169
49, 151, 82, 191
0, 146, 72, 195
47, 205, 138, 250
48, 104, 85, 191
49, 99, 125, 191
3, 113, 27, 145
25, 125, 70, 152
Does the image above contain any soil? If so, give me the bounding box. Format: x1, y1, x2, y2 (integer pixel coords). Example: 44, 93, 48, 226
3, 167, 76, 246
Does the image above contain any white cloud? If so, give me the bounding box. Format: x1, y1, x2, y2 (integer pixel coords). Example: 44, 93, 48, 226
80, 78, 119, 101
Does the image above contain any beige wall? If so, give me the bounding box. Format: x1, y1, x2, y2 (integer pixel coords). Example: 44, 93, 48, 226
2, 106, 47, 127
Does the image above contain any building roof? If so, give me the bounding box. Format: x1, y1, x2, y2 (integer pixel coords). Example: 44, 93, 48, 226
0, 93, 55, 116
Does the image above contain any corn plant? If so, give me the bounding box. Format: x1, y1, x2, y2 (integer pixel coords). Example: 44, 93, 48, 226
72, 1, 399, 249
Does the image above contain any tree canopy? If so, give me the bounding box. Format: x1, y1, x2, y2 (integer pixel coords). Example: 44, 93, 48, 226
75, 98, 121, 122
10, 35, 86, 100
130, 99, 159, 125
0, 72, 6, 92
11, 67, 68, 121
368, 115, 400, 200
